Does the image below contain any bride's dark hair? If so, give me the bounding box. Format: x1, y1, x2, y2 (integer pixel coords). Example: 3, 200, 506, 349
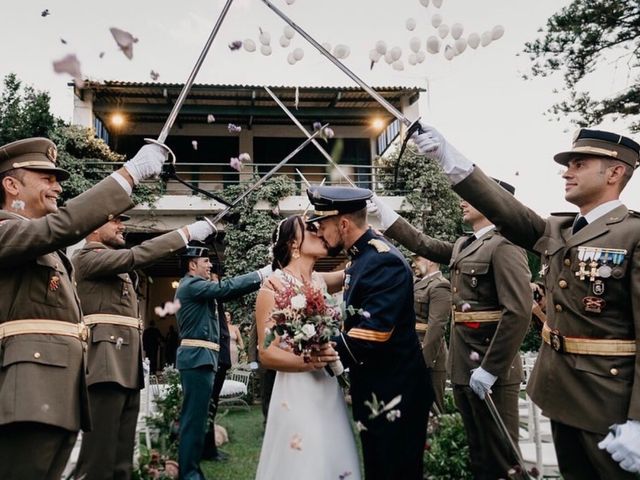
270, 215, 306, 270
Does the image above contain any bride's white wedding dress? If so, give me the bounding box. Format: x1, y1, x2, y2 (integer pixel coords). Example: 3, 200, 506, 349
255, 270, 361, 480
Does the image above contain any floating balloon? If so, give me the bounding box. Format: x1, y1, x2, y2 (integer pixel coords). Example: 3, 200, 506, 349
451, 23, 464, 40
433, 0, 443, 7
409, 37, 421, 53
384, 51, 394, 64
322, 42, 332, 52
333, 44, 350, 59
431, 13, 443, 28
279, 36, 290, 48
481, 31, 492, 47
284, 25, 295, 40
260, 44, 272, 56
375, 40, 388, 55
492, 25, 505, 40
426, 36, 440, 54
438, 24, 450, 39
390, 46, 402, 61
293, 47, 304, 61
419, 0, 429, 6
406, 18, 417, 31
392, 60, 404, 71
444, 45, 455, 60
369, 49, 382, 62
454, 37, 467, 54
467, 32, 480, 49
408, 53, 418, 66
259, 31, 271, 45
287, 52, 296, 65
416, 50, 426, 63
243, 39, 256, 52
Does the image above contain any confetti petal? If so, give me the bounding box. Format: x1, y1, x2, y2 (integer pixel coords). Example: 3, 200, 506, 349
52, 54, 84, 87
110, 27, 138, 60
41, 9, 50, 17
289, 433, 303, 450
60, 38, 67, 45
238, 152, 251, 162
207, 114, 216, 123
469, 351, 480, 362
228, 40, 243, 51
150, 70, 160, 81
229, 157, 242, 171
228, 123, 242, 133
191, 140, 198, 151
154, 299, 182, 317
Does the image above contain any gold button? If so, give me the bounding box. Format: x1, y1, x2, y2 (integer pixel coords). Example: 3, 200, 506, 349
558, 280, 568, 289
34, 352, 41, 359
110, 335, 115, 340
108, 214, 114, 220
610, 368, 619, 376
555, 304, 563, 312
564, 259, 571, 266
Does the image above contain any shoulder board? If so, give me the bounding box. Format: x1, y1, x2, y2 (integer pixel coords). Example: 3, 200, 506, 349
550, 211, 578, 217
368, 238, 390, 253
628, 210, 640, 218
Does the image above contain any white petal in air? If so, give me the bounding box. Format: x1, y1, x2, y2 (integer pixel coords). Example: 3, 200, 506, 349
416, 50, 426, 63
408, 53, 418, 66
390, 46, 402, 61
467, 32, 480, 49
284, 25, 295, 40
261, 44, 272, 56
432, 0, 443, 7
52, 54, 84, 87
259, 31, 271, 46
375, 40, 387, 55
444, 45, 455, 60
279, 35, 291, 48
426, 36, 440, 54
207, 114, 215, 123
287, 52, 296, 65
409, 37, 421, 53
454, 37, 467, 54
431, 13, 442, 28
406, 18, 416, 31
451, 23, 464, 40
293, 48, 304, 61
481, 31, 492, 47
243, 39, 256, 52
492, 25, 505, 41
392, 60, 404, 71
191, 140, 198, 150
239, 153, 251, 162
109, 27, 138, 60
438, 24, 450, 39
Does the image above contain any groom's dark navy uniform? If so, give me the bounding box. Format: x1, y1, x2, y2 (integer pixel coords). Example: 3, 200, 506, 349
307, 187, 433, 480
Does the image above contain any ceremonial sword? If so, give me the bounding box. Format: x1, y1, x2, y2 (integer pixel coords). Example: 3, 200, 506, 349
259, 0, 424, 187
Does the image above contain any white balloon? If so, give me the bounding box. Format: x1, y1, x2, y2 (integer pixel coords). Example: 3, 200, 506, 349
259, 31, 271, 46
451, 23, 464, 40
284, 25, 295, 40
333, 44, 350, 59
384, 51, 394, 64
467, 32, 480, 49
444, 45, 455, 60
279, 35, 291, 48
406, 18, 417, 31
454, 37, 467, 54
416, 50, 426, 63
481, 31, 492, 47
409, 37, 421, 53
287, 52, 296, 65
431, 13, 443, 28
375, 40, 388, 55
433, 0, 443, 7
408, 53, 418, 66
369, 49, 382, 63
390, 46, 402, 61
419, 0, 429, 6
438, 24, 449, 39
243, 39, 256, 52
322, 42, 332, 52
292, 47, 304, 61
426, 35, 440, 54
392, 60, 404, 71
492, 25, 505, 41
260, 44, 272, 56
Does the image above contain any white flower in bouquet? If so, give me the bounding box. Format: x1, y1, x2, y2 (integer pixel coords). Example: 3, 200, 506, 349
301, 324, 316, 339
290, 294, 307, 310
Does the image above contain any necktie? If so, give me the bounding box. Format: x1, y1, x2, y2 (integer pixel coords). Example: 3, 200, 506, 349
461, 235, 475, 251
572, 216, 588, 235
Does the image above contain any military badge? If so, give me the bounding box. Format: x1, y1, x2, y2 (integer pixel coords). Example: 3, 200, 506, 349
49, 275, 60, 291
583, 296, 606, 314
470, 277, 478, 288
575, 246, 627, 282
344, 274, 351, 291
46, 145, 57, 162
368, 239, 390, 253
539, 264, 549, 278
592, 280, 605, 296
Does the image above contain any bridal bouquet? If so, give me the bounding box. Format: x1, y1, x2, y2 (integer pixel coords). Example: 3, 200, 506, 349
264, 280, 348, 387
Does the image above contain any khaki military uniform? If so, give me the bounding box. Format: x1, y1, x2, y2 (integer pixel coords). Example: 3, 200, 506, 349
386, 217, 532, 480
414, 271, 450, 412
71, 231, 186, 479
0, 176, 134, 480
454, 167, 639, 479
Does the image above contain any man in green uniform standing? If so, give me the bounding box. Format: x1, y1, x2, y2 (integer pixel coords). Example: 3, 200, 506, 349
72, 213, 214, 479
175, 244, 271, 480
0, 137, 169, 479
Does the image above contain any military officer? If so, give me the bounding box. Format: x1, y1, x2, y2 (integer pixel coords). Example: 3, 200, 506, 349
175, 243, 271, 480
0, 137, 169, 479
71, 213, 214, 479
413, 125, 640, 478
371, 181, 532, 480
412, 256, 450, 413
307, 186, 433, 480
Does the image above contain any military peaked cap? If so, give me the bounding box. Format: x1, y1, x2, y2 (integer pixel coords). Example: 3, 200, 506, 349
554, 128, 640, 169
0, 137, 70, 180
306, 186, 373, 223
181, 241, 209, 258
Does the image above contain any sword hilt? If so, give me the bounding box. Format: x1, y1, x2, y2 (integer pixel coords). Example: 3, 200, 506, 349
393, 118, 424, 189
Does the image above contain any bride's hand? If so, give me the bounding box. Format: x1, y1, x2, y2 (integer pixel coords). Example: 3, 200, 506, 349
306, 343, 340, 370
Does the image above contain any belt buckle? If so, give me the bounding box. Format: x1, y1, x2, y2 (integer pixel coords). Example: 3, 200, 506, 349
78, 323, 89, 342
549, 329, 564, 353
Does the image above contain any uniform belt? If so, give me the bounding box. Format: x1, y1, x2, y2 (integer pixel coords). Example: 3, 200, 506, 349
453, 310, 502, 323
181, 339, 220, 352
84, 314, 142, 329
0, 319, 88, 341
415, 323, 429, 332
542, 323, 636, 356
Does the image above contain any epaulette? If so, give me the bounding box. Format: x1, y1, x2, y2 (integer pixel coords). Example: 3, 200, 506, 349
368, 238, 390, 253
550, 211, 578, 217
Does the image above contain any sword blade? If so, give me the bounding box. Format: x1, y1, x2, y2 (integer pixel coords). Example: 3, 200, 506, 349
265, 86, 356, 187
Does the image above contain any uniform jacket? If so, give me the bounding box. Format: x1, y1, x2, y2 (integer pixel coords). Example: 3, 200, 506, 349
334, 228, 431, 424
454, 167, 640, 434
0, 176, 134, 432
174, 272, 261, 371
414, 272, 450, 372
72, 231, 186, 389
385, 216, 532, 386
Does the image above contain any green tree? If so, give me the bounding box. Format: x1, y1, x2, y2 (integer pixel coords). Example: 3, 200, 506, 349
525, 0, 640, 130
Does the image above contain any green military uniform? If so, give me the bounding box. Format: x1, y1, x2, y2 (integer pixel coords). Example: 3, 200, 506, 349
0, 138, 135, 480
175, 246, 263, 480
414, 271, 450, 413
452, 134, 640, 478
72, 229, 186, 479
385, 216, 532, 479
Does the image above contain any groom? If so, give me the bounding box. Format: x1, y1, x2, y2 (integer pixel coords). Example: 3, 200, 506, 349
308, 186, 433, 480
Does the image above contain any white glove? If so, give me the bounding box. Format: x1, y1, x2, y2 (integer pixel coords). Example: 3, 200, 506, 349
469, 366, 497, 400
123, 144, 169, 184
412, 122, 474, 185
257, 264, 273, 282
368, 194, 399, 231
598, 420, 640, 473
186, 221, 213, 242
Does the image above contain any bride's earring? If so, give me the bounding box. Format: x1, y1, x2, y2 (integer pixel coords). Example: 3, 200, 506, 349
292, 248, 300, 259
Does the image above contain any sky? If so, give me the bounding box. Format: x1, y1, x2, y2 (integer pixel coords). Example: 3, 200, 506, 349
1, 0, 638, 216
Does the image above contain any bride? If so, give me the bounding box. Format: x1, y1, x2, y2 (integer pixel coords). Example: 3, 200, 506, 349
255, 215, 361, 480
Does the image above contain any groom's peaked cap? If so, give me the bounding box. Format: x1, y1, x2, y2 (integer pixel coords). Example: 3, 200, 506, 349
306, 186, 373, 223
